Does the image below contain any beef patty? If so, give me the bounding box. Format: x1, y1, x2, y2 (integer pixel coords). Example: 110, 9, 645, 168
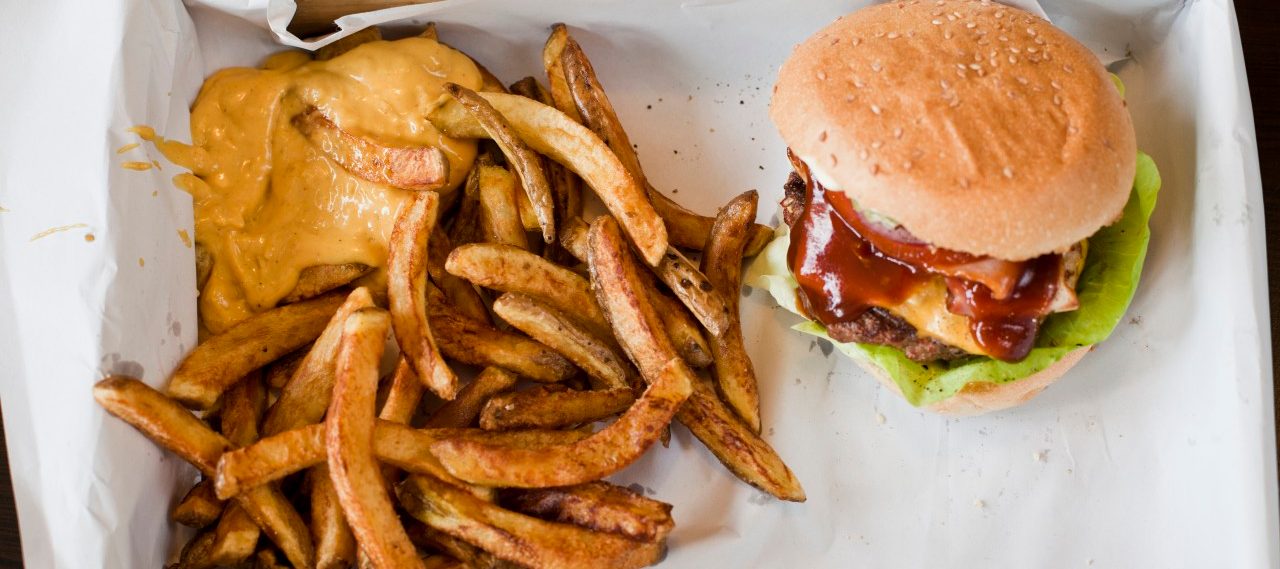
782, 171, 969, 363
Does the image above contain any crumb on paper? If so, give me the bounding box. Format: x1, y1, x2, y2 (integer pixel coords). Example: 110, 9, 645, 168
29, 223, 89, 242
178, 229, 192, 248
0, 204, 8, 213
1033, 450, 1048, 462
138, 257, 146, 267
875, 412, 886, 425
116, 142, 140, 154
84, 234, 95, 242
152, 159, 163, 170
973, 499, 985, 509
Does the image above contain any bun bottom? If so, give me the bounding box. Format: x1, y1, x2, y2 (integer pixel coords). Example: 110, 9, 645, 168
857, 347, 1091, 416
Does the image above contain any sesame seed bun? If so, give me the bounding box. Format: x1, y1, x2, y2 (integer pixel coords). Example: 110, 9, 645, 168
859, 346, 1090, 416
771, 0, 1136, 261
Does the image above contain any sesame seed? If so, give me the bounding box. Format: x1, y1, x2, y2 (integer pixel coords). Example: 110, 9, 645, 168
1068, 125, 1079, 134
887, 32, 900, 39
1034, 36, 1046, 45
956, 63, 967, 70
859, 149, 870, 160
932, 19, 943, 25
1027, 46, 1039, 53
854, 78, 866, 88
845, 94, 856, 102
968, 63, 982, 70
932, 9, 944, 16
1051, 80, 1062, 90
1053, 94, 1062, 106
1010, 46, 1021, 53
829, 154, 838, 166
894, 127, 904, 138
959, 177, 970, 189
998, 35, 1009, 41
870, 104, 882, 115
817, 71, 827, 80
1027, 27, 1037, 36
902, 160, 913, 170
872, 61, 883, 72
949, 97, 961, 107
966, 22, 977, 29
935, 0, 945, 5
871, 140, 883, 149
1063, 64, 1075, 73
1008, 55, 1018, 64
996, 10, 1006, 18
940, 79, 951, 89
875, 31, 885, 38
946, 13, 957, 21
1002, 166, 1013, 178
955, 69, 966, 78
944, 30, 954, 39
852, 37, 862, 46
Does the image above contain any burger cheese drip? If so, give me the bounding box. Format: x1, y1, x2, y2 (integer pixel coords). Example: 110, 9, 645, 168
143, 39, 482, 333
787, 156, 1067, 363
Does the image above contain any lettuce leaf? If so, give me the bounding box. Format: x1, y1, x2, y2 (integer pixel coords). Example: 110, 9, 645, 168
744, 152, 1161, 407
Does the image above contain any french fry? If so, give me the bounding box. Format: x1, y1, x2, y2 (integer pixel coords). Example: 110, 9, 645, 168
198, 375, 267, 567
217, 419, 581, 500
491, 293, 630, 390
427, 92, 667, 265
94, 377, 315, 567
500, 481, 674, 543
556, 32, 774, 255
447, 84, 556, 243
514, 178, 542, 232
379, 359, 425, 426
172, 479, 224, 528
428, 227, 491, 324
429, 218, 693, 488
175, 530, 217, 569
475, 159, 531, 250
449, 162, 484, 247
407, 523, 515, 569
167, 291, 345, 409
542, 24, 585, 125
561, 217, 713, 368
446, 243, 610, 336
419, 22, 438, 41
397, 475, 662, 569
310, 465, 358, 569
294, 107, 449, 191
701, 191, 762, 431
654, 247, 733, 338
511, 74, 583, 235
479, 385, 635, 431
326, 308, 423, 569
427, 285, 577, 382
424, 366, 518, 429
282, 263, 372, 304
262, 288, 374, 435
388, 191, 458, 399
264, 346, 308, 390
315, 27, 381, 61
678, 377, 805, 502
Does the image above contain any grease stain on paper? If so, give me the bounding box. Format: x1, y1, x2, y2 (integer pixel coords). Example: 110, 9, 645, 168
30, 223, 89, 241
102, 353, 145, 378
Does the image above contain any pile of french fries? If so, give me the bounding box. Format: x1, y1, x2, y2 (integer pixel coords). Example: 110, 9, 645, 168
95, 23, 802, 569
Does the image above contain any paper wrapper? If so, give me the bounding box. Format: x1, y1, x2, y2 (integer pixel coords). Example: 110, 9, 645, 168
0, 0, 1273, 567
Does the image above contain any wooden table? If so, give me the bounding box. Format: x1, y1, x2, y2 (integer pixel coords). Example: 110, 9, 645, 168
0, 2, 1275, 566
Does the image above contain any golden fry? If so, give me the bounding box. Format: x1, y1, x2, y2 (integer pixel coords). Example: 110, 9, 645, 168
326, 308, 423, 569
167, 291, 345, 409
310, 465, 358, 569
172, 479, 224, 528
447, 84, 556, 243
701, 191, 762, 431
294, 107, 448, 191
398, 474, 662, 569
479, 385, 635, 431
388, 191, 458, 399
492, 293, 630, 390
475, 160, 531, 250
500, 481, 674, 543
427, 285, 577, 382
315, 27, 381, 61
262, 288, 374, 435
678, 377, 805, 502
281, 263, 371, 304
425, 366, 518, 429
654, 247, 733, 338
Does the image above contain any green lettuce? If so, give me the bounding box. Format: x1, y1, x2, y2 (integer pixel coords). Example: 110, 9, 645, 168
744, 153, 1161, 407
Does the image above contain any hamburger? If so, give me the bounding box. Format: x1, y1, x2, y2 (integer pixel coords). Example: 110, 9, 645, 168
749, 0, 1162, 414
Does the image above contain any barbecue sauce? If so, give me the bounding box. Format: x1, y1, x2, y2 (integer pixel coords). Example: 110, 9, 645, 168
786, 159, 1062, 362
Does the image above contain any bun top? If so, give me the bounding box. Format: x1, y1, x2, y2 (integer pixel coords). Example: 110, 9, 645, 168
771, 0, 1136, 260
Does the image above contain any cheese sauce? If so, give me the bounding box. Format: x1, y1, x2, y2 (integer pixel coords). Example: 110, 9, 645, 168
143, 39, 482, 333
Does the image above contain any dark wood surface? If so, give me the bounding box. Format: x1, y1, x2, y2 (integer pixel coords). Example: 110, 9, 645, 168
0, 2, 1276, 566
